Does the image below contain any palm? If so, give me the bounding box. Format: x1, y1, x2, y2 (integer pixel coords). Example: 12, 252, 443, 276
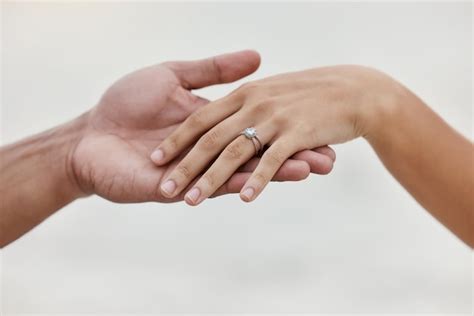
73, 65, 207, 203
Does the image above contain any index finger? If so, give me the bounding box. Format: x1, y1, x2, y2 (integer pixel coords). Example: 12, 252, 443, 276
150, 93, 242, 165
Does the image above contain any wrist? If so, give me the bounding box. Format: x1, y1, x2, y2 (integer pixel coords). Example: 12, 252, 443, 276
357, 70, 414, 143
18, 112, 91, 203
56, 112, 91, 201
0, 114, 89, 203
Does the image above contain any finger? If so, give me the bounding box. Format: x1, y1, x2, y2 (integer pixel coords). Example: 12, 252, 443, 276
262, 159, 310, 181
239, 158, 311, 181
240, 138, 300, 202
154, 150, 318, 203
150, 93, 242, 166
164, 50, 261, 90
291, 149, 334, 175
158, 114, 251, 198
313, 146, 336, 162
183, 128, 272, 206
241, 148, 335, 175
211, 159, 312, 198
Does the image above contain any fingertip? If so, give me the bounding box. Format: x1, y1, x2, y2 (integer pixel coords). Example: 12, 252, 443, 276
150, 148, 165, 165
231, 49, 261, 66
218, 49, 261, 82
240, 196, 252, 203
328, 147, 336, 162
160, 179, 177, 198
184, 196, 197, 206
316, 156, 334, 175
244, 49, 261, 69
240, 187, 255, 203
184, 187, 202, 206
294, 161, 311, 180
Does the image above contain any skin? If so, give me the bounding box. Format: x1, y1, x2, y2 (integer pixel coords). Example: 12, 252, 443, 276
153, 65, 473, 248
0, 51, 335, 248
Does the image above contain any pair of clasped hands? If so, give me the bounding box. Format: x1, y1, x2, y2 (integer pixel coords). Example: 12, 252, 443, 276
3, 49, 472, 247
74, 50, 385, 205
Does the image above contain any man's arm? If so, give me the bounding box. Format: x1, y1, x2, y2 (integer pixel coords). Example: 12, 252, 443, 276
0, 115, 87, 247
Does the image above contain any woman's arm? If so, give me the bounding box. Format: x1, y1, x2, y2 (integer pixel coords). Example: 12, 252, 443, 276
365, 85, 473, 247
152, 65, 473, 247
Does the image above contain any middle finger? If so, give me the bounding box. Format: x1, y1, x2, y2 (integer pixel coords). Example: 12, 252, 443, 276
159, 114, 250, 198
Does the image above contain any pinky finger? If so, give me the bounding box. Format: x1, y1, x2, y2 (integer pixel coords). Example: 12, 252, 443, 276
240, 139, 298, 202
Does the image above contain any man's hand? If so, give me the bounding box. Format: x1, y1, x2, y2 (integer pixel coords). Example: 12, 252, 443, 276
72, 51, 335, 203
0, 50, 335, 247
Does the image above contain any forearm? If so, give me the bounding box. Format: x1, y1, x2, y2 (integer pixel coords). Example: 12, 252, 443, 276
365, 85, 473, 247
0, 114, 88, 247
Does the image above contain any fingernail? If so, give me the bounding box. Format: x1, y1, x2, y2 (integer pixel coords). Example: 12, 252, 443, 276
185, 187, 201, 205
161, 180, 176, 196
151, 149, 164, 163
241, 187, 255, 202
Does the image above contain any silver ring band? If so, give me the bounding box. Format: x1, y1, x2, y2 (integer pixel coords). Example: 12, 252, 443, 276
240, 127, 262, 156
252, 136, 263, 155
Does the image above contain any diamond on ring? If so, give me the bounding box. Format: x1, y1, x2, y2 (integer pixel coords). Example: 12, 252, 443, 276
240, 127, 263, 156
242, 127, 257, 139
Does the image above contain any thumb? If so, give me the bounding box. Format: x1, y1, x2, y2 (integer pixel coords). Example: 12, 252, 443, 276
164, 50, 261, 90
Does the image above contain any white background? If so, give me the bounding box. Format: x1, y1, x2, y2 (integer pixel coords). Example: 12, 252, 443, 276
1, 1, 472, 314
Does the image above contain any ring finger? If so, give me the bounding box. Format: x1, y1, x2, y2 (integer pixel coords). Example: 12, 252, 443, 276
183, 124, 274, 205
240, 136, 302, 202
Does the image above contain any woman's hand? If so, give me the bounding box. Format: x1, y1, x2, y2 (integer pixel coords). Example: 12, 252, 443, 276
151, 65, 397, 205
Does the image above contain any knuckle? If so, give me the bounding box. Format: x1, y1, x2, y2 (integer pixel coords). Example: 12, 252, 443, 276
223, 141, 244, 160
202, 172, 216, 187
234, 81, 259, 99
210, 57, 223, 83
199, 130, 220, 150
265, 149, 285, 167
187, 110, 206, 129
252, 172, 268, 187
270, 111, 288, 127
241, 81, 258, 91
176, 164, 192, 180
248, 99, 275, 116
219, 92, 238, 106
166, 135, 179, 151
